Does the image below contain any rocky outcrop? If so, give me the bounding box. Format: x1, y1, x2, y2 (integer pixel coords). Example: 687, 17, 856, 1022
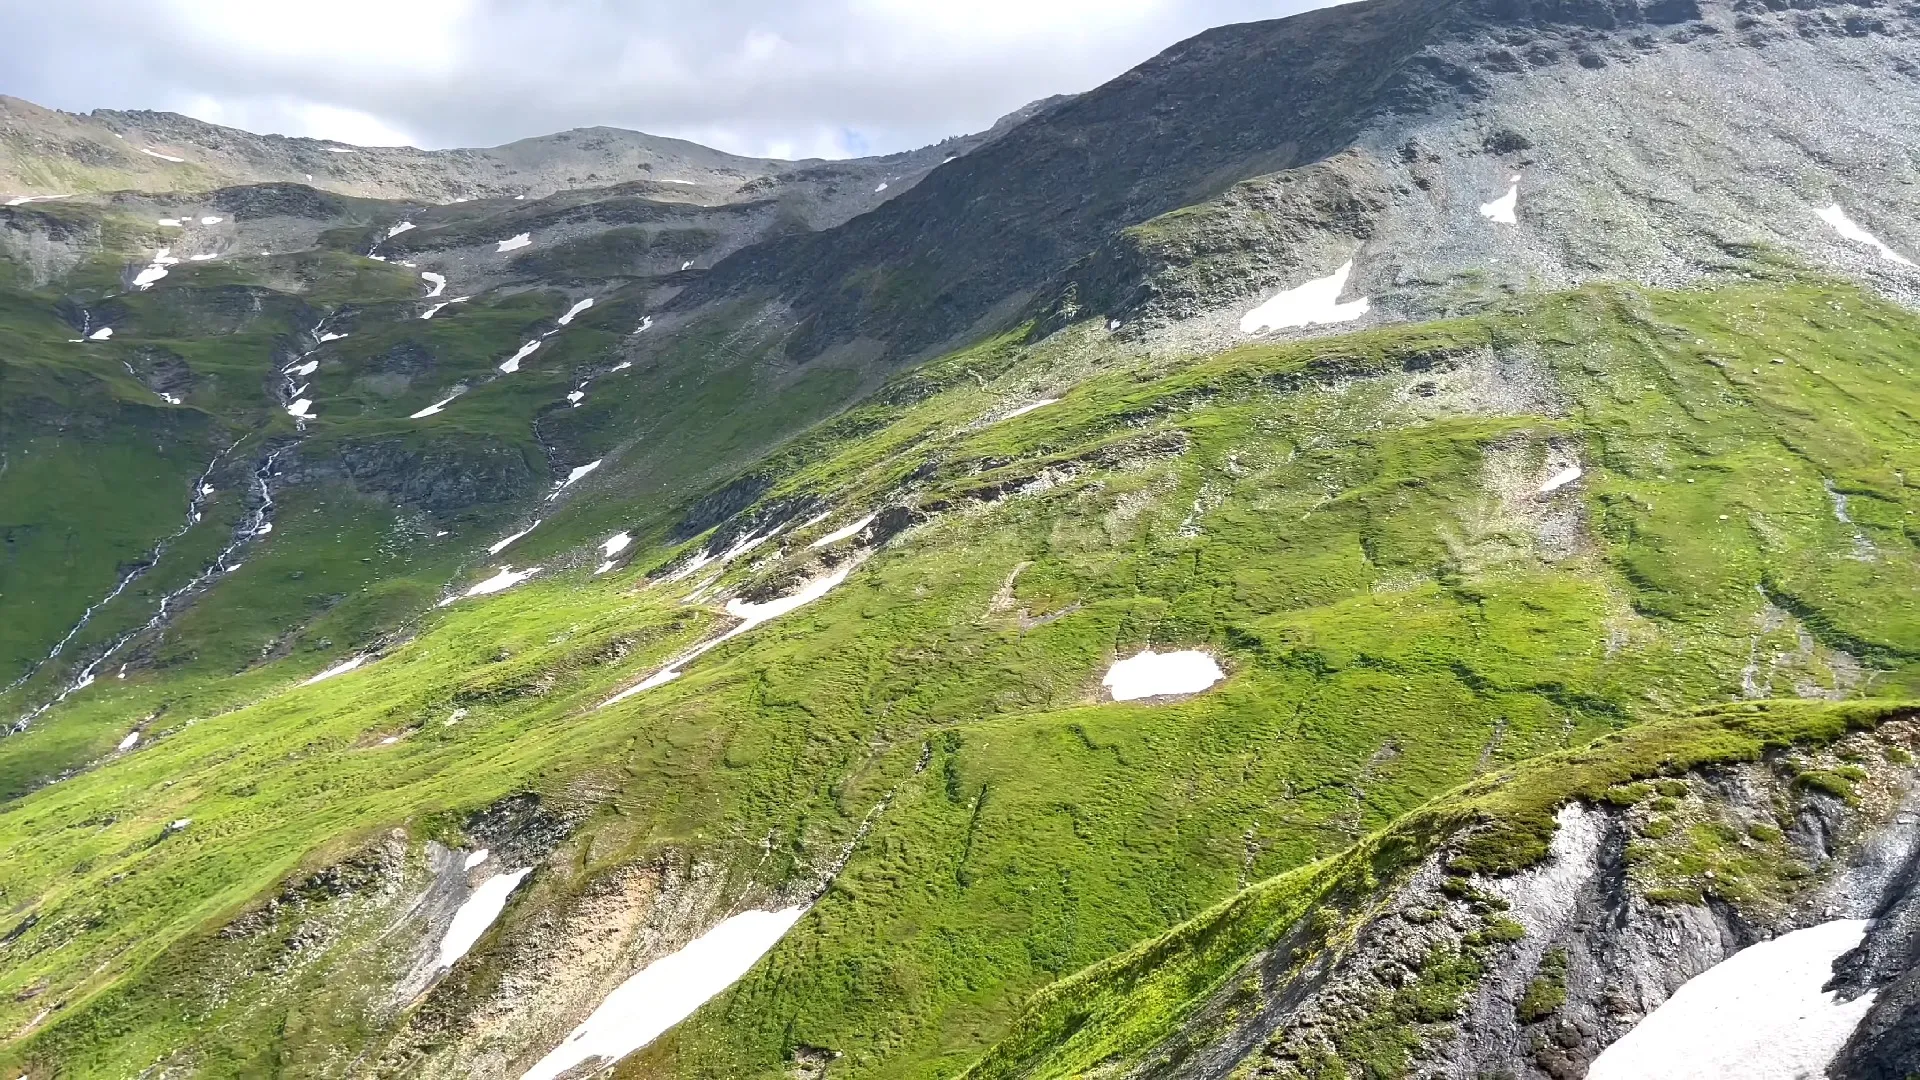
1036, 150, 1400, 337
676, 0, 1920, 365
1118, 719, 1920, 1080
284, 437, 544, 513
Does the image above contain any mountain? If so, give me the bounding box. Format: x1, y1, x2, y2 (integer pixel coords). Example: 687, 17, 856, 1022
2, 93, 991, 207
1, 0, 1918, 1077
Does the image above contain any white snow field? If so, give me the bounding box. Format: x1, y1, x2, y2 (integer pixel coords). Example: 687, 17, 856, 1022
518, 906, 808, 1080
1239, 261, 1370, 333
303, 655, 368, 686
1103, 649, 1225, 700
1479, 175, 1520, 224
1587, 919, 1877, 1080
1817, 204, 1914, 266
436, 868, 533, 969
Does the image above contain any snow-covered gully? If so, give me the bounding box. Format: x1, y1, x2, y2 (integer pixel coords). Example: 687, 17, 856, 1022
600, 556, 866, 707
518, 905, 809, 1080
1, 439, 242, 701
9, 444, 291, 732
278, 317, 342, 428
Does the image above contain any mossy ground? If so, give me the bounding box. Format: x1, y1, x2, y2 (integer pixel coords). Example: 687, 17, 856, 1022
0, 264, 1918, 1079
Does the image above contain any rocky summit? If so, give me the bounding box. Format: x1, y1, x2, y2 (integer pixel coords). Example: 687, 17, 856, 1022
1, 0, 1918, 1077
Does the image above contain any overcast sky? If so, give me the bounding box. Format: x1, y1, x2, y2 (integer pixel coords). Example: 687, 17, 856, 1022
2, 0, 1330, 159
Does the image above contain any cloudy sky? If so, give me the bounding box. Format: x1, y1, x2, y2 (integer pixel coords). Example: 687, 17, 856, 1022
3, 0, 1329, 159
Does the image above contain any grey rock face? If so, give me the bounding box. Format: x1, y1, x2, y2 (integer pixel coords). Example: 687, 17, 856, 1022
1832, 789, 1920, 1079
283, 438, 542, 513
671, 0, 1918, 367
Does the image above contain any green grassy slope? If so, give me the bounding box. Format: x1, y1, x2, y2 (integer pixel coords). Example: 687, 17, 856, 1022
960, 697, 1918, 1080
0, 269, 1916, 1077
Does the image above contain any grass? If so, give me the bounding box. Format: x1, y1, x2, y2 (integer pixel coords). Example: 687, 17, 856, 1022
0, 264, 1917, 1078
963, 698, 1918, 1080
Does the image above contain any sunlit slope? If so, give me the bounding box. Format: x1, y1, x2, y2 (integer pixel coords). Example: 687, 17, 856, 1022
0, 272, 1916, 1076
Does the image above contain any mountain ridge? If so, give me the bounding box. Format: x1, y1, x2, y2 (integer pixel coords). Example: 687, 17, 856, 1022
0, 91, 1061, 208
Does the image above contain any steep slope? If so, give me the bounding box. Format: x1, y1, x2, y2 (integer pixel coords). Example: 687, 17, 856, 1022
0, 0, 1918, 1076
667, 0, 1919, 363
966, 699, 1920, 1080
3, 268, 1920, 1077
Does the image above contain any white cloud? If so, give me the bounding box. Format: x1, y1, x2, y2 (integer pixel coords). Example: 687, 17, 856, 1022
154, 0, 476, 73
179, 95, 422, 147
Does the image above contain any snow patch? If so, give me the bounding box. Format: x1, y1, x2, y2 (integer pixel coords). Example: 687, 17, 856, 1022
556, 459, 600, 490
1587, 919, 1877, 1080
199, 216, 223, 225
999, 398, 1059, 422
874, 181, 889, 193
88, 327, 113, 341
487, 521, 540, 555
724, 562, 858, 626
1538, 466, 1583, 495
496, 232, 532, 253
117, 730, 140, 751
1239, 261, 1370, 334
288, 359, 319, 377
567, 390, 585, 406
411, 391, 462, 419
500, 340, 540, 373
1479, 179, 1519, 225
681, 260, 693, 271
594, 532, 633, 576
718, 526, 779, 563
132, 247, 180, 290
386, 221, 416, 239
326, 146, 355, 154
557, 297, 594, 325
286, 399, 314, 419
602, 559, 863, 707
157, 218, 183, 228
444, 566, 542, 603
303, 655, 368, 686
1103, 649, 1225, 701
319, 332, 347, 342
139, 147, 185, 163
436, 868, 532, 969
420, 303, 449, 320
809, 514, 874, 549
463, 848, 490, 870
189, 252, 217, 261
421, 272, 447, 298
1817, 204, 1914, 266
517, 907, 808, 1080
